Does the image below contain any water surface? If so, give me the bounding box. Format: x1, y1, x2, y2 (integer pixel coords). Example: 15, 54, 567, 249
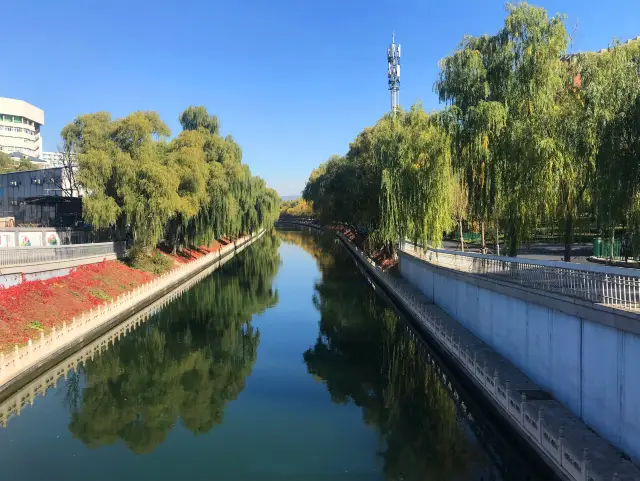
0, 230, 547, 480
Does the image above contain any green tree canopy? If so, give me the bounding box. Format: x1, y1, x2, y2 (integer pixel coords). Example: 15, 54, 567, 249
62, 107, 280, 250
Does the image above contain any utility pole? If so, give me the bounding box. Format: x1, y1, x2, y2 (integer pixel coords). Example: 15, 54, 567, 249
387, 32, 401, 116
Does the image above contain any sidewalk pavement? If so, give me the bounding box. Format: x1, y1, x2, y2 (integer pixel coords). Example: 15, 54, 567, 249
439, 240, 594, 265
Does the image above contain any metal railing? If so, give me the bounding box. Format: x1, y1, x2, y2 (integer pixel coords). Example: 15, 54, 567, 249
401, 242, 640, 310
0, 242, 126, 267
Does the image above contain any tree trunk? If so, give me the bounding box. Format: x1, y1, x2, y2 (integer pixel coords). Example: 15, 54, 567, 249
610, 227, 615, 260
115, 216, 127, 243
172, 222, 181, 255
481, 220, 486, 254
386, 241, 396, 260
563, 209, 573, 262
458, 219, 465, 252
496, 220, 500, 256
508, 221, 517, 257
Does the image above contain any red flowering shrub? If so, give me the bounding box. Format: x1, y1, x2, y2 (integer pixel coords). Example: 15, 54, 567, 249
0, 260, 156, 351
159, 241, 223, 264
0, 240, 230, 351
330, 224, 397, 270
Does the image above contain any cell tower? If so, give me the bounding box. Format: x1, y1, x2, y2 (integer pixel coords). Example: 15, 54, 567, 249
387, 32, 401, 115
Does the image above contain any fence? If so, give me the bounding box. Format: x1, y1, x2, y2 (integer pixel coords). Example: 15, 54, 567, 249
400, 242, 640, 311
0, 228, 112, 248
0, 231, 263, 388
0, 242, 126, 267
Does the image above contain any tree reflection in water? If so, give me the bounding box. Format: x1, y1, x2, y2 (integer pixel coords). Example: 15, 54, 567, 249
292, 229, 539, 481
65, 235, 281, 454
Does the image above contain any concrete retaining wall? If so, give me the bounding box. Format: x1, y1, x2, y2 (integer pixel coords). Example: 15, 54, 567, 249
399, 250, 640, 462
0, 231, 264, 396
0, 248, 122, 287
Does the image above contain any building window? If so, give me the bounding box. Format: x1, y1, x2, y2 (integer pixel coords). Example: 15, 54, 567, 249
14, 128, 22, 133
13, 116, 21, 123
5, 127, 12, 132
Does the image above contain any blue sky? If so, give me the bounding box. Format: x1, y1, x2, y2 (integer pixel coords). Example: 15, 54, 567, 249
2, 1, 638, 196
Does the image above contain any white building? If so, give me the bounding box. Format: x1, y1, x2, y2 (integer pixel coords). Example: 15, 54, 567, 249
0, 98, 44, 158
40, 151, 76, 167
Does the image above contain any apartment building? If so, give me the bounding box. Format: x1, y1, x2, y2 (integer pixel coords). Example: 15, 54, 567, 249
0, 97, 44, 158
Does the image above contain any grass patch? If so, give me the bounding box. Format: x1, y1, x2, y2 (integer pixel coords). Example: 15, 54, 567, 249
28, 321, 44, 331
70, 290, 81, 298
89, 289, 111, 301
125, 247, 172, 274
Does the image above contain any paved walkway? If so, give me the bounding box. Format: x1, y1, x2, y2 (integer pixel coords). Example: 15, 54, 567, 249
441, 240, 593, 264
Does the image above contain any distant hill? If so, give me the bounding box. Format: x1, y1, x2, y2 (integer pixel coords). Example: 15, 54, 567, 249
281, 195, 301, 201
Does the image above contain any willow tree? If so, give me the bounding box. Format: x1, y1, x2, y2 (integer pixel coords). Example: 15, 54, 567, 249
179, 105, 220, 135
580, 41, 640, 254
303, 155, 358, 227
465, 102, 506, 252
177, 107, 281, 246
374, 105, 455, 250
436, 35, 507, 253
491, 3, 568, 256
436, 3, 568, 256
63, 111, 177, 247
551, 55, 598, 261
165, 129, 210, 252
303, 104, 454, 251
63, 106, 279, 252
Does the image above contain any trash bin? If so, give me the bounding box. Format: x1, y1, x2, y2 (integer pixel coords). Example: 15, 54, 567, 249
602, 237, 622, 259
593, 237, 602, 257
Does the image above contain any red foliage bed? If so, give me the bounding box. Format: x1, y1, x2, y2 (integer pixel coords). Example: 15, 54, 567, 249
0, 261, 155, 350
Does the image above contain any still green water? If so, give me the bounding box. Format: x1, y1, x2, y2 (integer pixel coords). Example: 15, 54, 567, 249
0, 230, 546, 481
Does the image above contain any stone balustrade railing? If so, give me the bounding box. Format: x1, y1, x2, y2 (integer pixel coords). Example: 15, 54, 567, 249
0, 230, 264, 389
0, 234, 253, 427
339, 233, 639, 481
401, 242, 640, 311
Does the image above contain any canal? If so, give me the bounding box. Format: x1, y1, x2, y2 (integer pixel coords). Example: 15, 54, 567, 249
0, 229, 549, 480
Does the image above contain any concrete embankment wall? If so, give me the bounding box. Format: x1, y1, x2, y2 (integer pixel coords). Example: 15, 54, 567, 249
0, 253, 120, 287
398, 250, 640, 462
0, 231, 264, 399
0, 241, 126, 287
0, 235, 256, 425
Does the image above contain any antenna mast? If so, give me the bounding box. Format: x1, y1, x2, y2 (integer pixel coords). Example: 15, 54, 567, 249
387, 32, 401, 116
